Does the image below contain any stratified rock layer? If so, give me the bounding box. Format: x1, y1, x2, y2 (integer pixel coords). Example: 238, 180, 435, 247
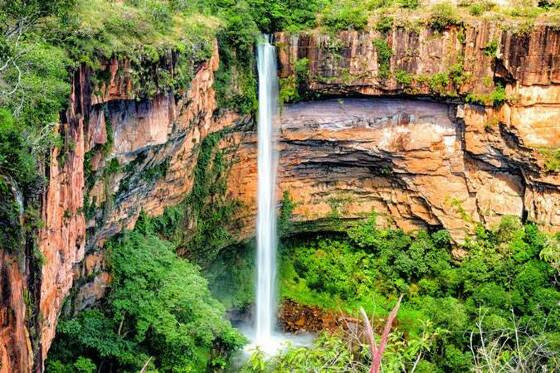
227, 98, 548, 242
269, 25, 560, 234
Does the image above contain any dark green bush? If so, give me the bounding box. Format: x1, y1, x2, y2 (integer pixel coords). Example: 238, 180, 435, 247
483, 39, 499, 56
0, 110, 35, 188
428, 2, 461, 31
320, 0, 369, 32
375, 14, 394, 33
372, 38, 393, 78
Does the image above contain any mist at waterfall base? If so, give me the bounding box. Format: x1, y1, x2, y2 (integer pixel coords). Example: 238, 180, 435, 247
235, 36, 313, 357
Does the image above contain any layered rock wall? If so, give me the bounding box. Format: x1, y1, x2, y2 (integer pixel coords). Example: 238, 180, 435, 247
0, 42, 245, 372
265, 25, 560, 237
35, 42, 243, 366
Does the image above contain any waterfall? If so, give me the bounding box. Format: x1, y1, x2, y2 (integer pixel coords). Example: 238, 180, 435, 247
232, 35, 311, 361
255, 35, 279, 346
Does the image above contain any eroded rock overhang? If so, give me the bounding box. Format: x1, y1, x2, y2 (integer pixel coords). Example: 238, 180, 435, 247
227, 97, 557, 241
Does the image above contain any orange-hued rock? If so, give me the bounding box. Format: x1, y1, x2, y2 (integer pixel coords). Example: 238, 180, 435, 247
37, 76, 87, 369
225, 98, 543, 242
84, 42, 238, 250
27, 41, 241, 371
0, 252, 33, 373
275, 24, 560, 96
268, 25, 560, 237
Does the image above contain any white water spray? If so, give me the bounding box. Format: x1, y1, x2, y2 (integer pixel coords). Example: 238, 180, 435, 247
255, 35, 279, 347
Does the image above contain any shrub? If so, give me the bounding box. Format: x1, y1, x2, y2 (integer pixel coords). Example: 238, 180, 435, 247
465, 84, 507, 106
47, 230, 245, 371
246, 0, 323, 33
373, 38, 393, 78
468, 1, 495, 16
399, 0, 419, 9
395, 69, 413, 85
294, 57, 310, 82
375, 14, 394, 33
539, 147, 560, 172
428, 2, 461, 31
429, 72, 450, 94
0, 110, 36, 188
469, 3, 484, 15
279, 76, 299, 105
320, 0, 369, 32
483, 39, 499, 56
279, 190, 296, 235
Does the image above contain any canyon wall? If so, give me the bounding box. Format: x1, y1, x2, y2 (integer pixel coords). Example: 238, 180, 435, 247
1, 43, 245, 372
2, 21, 560, 372
35, 43, 244, 368
254, 24, 560, 237
224, 24, 560, 242
228, 98, 536, 241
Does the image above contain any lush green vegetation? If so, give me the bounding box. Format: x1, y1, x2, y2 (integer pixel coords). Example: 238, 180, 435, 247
466, 84, 507, 106
428, 2, 461, 30
196, 212, 560, 371
206, 242, 256, 310
253, 215, 560, 371
540, 147, 560, 172
373, 38, 393, 79
47, 218, 245, 372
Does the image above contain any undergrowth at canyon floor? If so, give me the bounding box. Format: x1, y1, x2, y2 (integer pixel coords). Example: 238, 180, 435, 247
47, 218, 245, 372
45, 212, 560, 372
231, 215, 560, 372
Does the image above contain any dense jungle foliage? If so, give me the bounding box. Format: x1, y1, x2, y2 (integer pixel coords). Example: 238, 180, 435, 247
234, 215, 560, 372
48, 212, 560, 371
47, 214, 246, 372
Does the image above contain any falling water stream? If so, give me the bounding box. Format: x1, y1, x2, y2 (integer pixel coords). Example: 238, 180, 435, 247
255, 35, 279, 348
235, 36, 312, 361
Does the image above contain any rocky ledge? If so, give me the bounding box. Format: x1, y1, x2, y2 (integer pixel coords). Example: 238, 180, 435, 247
226, 97, 559, 242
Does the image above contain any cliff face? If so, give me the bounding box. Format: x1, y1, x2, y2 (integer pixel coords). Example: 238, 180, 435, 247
35, 42, 243, 366
224, 25, 560, 242
2, 21, 560, 373
0, 42, 245, 372
227, 98, 535, 241
0, 251, 32, 373
233, 24, 559, 239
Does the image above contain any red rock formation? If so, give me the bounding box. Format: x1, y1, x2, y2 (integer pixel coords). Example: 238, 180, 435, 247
265, 25, 560, 237
225, 98, 529, 241
0, 252, 32, 373
26, 41, 237, 371
37, 70, 88, 368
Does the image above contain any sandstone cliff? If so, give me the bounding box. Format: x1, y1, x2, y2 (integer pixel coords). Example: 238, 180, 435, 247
259, 24, 560, 238
0, 42, 243, 372
1, 20, 560, 373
